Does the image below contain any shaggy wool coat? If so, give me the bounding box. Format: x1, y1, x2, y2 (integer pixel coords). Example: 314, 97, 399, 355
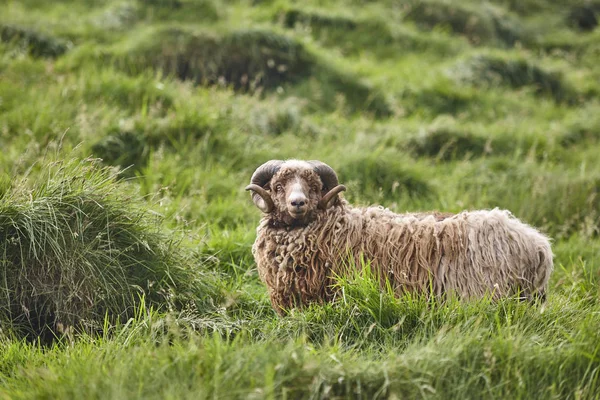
253, 201, 553, 312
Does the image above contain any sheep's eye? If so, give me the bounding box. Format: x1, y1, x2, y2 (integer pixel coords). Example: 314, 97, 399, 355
275, 184, 283, 193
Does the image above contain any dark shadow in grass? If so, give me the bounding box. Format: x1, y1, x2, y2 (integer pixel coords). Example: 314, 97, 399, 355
281, 8, 358, 31
404, 125, 555, 162
277, 8, 390, 52
403, 1, 525, 47
91, 109, 233, 173
559, 123, 600, 148
567, 4, 600, 32
136, 0, 219, 21
276, 7, 460, 58
92, 130, 149, 176
452, 54, 577, 103
117, 28, 314, 91
325, 70, 392, 118
0, 24, 71, 58
105, 27, 392, 117
406, 127, 492, 161
400, 84, 475, 116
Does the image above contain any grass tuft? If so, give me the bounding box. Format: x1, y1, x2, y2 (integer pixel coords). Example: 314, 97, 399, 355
566, 4, 600, 32
277, 7, 392, 53
137, 0, 219, 20
0, 158, 203, 339
452, 54, 576, 103
113, 27, 314, 91
90, 101, 237, 172
406, 126, 491, 160
0, 24, 71, 58
403, 1, 524, 46
558, 108, 600, 148
281, 8, 358, 31
92, 130, 149, 175
93, 2, 140, 32
276, 6, 465, 59
400, 82, 476, 116
338, 152, 433, 202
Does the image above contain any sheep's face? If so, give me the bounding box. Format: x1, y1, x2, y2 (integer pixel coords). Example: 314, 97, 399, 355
246, 159, 346, 226
269, 167, 323, 226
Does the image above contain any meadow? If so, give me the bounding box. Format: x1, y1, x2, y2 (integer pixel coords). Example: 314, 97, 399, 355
1, 0, 600, 398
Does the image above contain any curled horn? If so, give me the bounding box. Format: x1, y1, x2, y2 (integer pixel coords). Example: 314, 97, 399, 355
245, 160, 284, 213
309, 160, 346, 210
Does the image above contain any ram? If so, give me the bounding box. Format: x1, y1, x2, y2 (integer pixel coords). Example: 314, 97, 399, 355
246, 159, 553, 313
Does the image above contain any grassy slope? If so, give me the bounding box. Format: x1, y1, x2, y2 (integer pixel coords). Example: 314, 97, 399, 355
1, 0, 600, 398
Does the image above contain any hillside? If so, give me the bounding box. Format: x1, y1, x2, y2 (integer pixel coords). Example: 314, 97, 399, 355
1, 0, 600, 398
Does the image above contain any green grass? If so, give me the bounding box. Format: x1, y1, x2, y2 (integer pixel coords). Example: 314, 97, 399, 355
1, 268, 599, 398
0, 158, 221, 340
1, 0, 600, 397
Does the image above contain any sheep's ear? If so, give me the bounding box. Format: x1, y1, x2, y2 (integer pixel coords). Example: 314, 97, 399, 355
245, 184, 275, 213
318, 185, 346, 210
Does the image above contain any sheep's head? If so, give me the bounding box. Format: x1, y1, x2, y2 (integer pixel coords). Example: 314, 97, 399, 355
246, 160, 346, 225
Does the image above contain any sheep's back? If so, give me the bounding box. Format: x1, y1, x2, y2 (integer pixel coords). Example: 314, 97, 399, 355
348, 207, 552, 299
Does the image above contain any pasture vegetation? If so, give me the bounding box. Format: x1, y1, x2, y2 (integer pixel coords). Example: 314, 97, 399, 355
0, 0, 599, 398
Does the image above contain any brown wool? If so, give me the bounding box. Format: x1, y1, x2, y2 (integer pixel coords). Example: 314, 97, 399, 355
248, 161, 553, 313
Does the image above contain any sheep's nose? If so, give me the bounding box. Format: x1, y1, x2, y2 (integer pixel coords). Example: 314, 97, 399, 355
291, 199, 306, 207
288, 182, 308, 211
289, 193, 307, 209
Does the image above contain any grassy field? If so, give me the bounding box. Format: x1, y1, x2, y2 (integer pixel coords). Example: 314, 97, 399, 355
1, 0, 600, 398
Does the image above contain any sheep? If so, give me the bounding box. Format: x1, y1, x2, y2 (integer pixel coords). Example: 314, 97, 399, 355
246, 159, 553, 313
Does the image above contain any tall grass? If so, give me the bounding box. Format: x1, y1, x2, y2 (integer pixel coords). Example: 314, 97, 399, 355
1, 0, 600, 397
0, 158, 214, 339
1, 266, 599, 398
